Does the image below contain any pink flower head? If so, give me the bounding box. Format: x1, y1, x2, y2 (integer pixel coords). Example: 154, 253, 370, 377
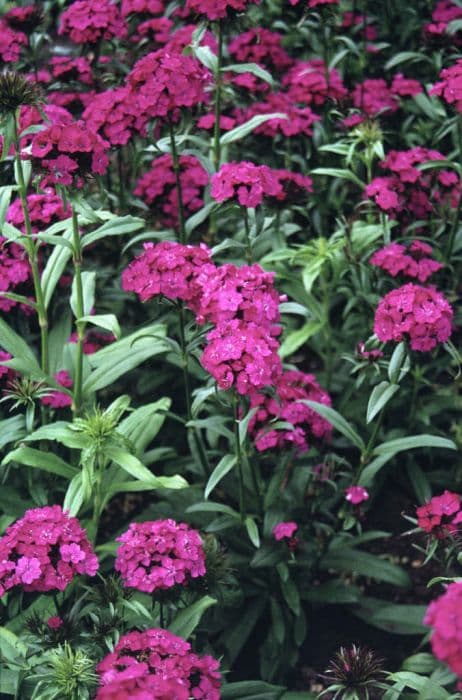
345, 486, 369, 504
82, 87, 139, 146
282, 59, 347, 106
195, 262, 284, 330
431, 59, 462, 112
97, 629, 221, 699
373, 283, 453, 352
211, 161, 283, 208
0, 20, 28, 63
3, 5, 43, 33
41, 370, 73, 409
134, 154, 209, 229
58, 0, 127, 45
96, 670, 190, 699
352, 79, 399, 116
7, 190, 70, 234
228, 29, 292, 73
425, 1, 462, 39
0, 237, 31, 312
121, 0, 166, 17
0, 505, 98, 597
47, 616, 64, 630
50, 56, 94, 86
115, 519, 206, 594
273, 521, 298, 541
184, 0, 259, 20
416, 490, 461, 538
30, 118, 110, 189
121, 241, 214, 312
248, 370, 332, 452
238, 93, 320, 137
424, 582, 462, 677
201, 319, 282, 395
370, 241, 443, 282
127, 48, 210, 128
270, 169, 314, 204
308, 0, 339, 6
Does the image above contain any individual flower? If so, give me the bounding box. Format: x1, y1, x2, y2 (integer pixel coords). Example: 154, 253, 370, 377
325, 645, 386, 697
121, 241, 214, 311
416, 490, 462, 538
0, 505, 98, 597
273, 521, 298, 541
373, 283, 453, 352
115, 519, 206, 594
356, 341, 384, 362
248, 370, 332, 452
97, 628, 221, 699
282, 59, 347, 106
211, 161, 283, 207
58, 0, 127, 45
184, 0, 259, 20
7, 190, 70, 233
41, 370, 73, 409
201, 319, 282, 395
47, 616, 64, 630
424, 582, 462, 677
195, 262, 284, 330
29, 117, 110, 188
127, 48, 210, 129
134, 154, 209, 228
345, 486, 369, 504
370, 241, 443, 282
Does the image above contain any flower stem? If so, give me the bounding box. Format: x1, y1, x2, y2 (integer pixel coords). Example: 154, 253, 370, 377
71, 206, 85, 416
242, 207, 253, 263
446, 116, 462, 261
13, 117, 49, 375
212, 19, 224, 172
233, 392, 246, 522
168, 120, 186, 244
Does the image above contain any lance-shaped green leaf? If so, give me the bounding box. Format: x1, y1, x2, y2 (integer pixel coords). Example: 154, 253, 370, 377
118, 398, 171, 455
205, 454, 237, 499
41, 224, 73, 308
81, 215, 144, 248
104, 445, 187, 489
70, 271, 95, 318
0, 317, 40, 367
220, 113, 287, 146
366, 381, 400, 423
225, 62, 274, 86
169, 596, 217, 639
3, 446, 77, 479
78, 313, 121, 339
300, 400, 365, 451
373, 434, 457, 456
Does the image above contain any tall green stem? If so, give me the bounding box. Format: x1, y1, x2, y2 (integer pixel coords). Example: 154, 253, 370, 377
168, 120, 186, 244
446, 116, 462, 261
233, 393, 246, 522
242, 207, 253, 263
212, 19, 224, 172
71, 207, 85, 416
13, 118, 49, 374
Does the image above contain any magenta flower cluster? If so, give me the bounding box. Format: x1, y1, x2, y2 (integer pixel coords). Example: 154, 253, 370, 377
0, 237, 30, 312
211, 161, 283, 208
184, 0, 258, 20
30, 118, 110, 188
41, 370, 73, 409
96, 628, 221, 699
114, 519, 206, 594
416, 490, 462, 538
248, 370, 332, 452
7, 190, 70, 233
373, 283, 453, 352
431, 59, 462, 111
134, 154, 209, 229
58, 0, 128, 45
370, 241, 443, 283
0, 506, 98, 597
425, 582, 462, 680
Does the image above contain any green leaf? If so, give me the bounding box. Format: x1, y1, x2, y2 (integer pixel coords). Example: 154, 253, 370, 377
358, 453, 395, 487
406, 463, 432, 504
70, 271, 95, 318
185, 201, 219, 235
81, 214, 144, 248
118, 398, 171, 455
373, 434, 457, 456
279, 321, 323, 358
63, 473, 85, 516
193, 44, 218, 72
221, 682, 285, 700
104, 446, 187, 489
205, 454, 236, 499
83, 323, 167, 393
3, 445, 77, 479
186, 501, 240, 518
0, 317, 40, 368
0, 414, 25, 450
301, 400, 365, 450
280, 575, 300, 615
245, 516, 260, 548
0, 627, 27, 662
311, 167, 365, 187
225, 62, 274, 86
224, 598, 267, 663
41, 224, 73, 308
22, 421, 89, 449
388, 341, 408, 383
386, 672, 450, 699
353, 598, 426, 635
366, 381, 400, 423
169, 596, 216, 639
220, 113, 287, 145
320, 549, 410, 587
78, 313, 121, 339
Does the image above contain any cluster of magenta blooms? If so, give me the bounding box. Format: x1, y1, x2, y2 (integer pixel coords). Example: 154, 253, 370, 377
0, 506, 220, 698
1, 0, 462, 693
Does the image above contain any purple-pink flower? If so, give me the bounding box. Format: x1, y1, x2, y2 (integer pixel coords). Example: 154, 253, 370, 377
58, 0, 127, 45
211, 161, 283, 208
115, 519, 206, 593
373, 283, 453, 352
345, 486, 369, 504
424, 582, 462, 678
41, 370, 73, 409
370, 241, 443, 282
0, 505, 98, 597
273, 521, 298, 541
